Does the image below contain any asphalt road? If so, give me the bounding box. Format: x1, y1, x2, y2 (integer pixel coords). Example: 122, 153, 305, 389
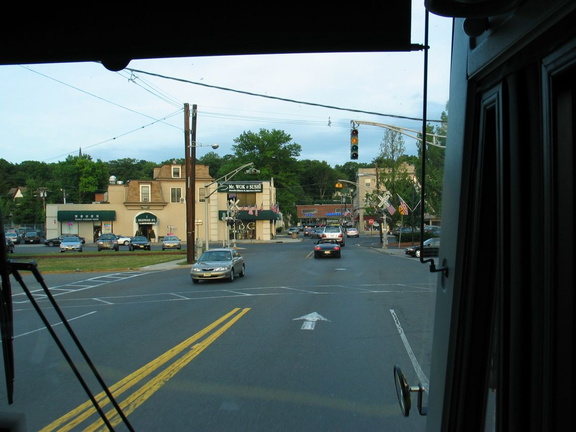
1, 236, 436, 431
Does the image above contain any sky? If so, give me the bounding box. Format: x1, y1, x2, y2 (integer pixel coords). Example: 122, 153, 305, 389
0, 3, 453, 169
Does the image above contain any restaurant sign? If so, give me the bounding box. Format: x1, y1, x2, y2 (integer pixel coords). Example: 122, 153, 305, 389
218, 182, 262, 193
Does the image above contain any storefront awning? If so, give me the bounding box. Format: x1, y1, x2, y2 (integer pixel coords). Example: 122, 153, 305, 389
135, 212, 157, 224
58, 210, 116, 222
219, 210, 280, 221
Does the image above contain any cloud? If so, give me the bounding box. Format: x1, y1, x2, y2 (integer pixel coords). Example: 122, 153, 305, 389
0, 10, 452, 167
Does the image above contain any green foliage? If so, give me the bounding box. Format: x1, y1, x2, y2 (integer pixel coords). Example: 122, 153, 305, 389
2, 118, 447, 228
415, 107, 447, 219
108, 158, 156, 181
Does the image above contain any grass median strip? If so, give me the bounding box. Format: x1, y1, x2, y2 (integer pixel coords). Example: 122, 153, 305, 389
9, 252, 187, 273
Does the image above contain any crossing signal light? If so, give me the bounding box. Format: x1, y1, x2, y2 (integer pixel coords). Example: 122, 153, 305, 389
350, 128, 359, 160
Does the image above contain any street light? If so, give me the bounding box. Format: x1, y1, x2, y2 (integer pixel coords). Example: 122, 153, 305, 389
203, 162, 256, 252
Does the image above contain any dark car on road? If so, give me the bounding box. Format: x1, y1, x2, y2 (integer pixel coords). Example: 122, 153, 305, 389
313, 239, 342, 258
310, 227, 324, 239
96, 233, 119, 251
129, 236, 151, 251
405, 237, 441, 258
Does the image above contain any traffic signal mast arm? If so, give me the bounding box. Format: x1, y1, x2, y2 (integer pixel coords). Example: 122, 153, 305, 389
351, 120, 446, 148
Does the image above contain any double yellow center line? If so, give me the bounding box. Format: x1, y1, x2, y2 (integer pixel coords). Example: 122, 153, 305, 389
41, 307, 251, 432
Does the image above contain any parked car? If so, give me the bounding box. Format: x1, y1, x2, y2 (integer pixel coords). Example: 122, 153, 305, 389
313, 239, 341, 258
286, 227, 299, 234
405, 237, 441, 258
116, 234, 132, 245
96, 233, 119, 251
24, 231, 43, 244
45, 235, 86, 247
191, 248, 245, 283
345, 227, 359, 238
320, 225, 345, 246
5, 238, 15, 254
129, 236, 151, 251
59, 236, 83, 253
161, 235, 181, 250
5, 231, 20, 244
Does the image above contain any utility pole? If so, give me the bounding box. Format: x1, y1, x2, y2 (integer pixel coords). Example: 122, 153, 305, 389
375, 164, 384, 247
185, 103, 198, 264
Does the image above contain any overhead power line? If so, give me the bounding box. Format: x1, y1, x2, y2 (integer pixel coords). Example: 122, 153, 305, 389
125, 68, 443, 123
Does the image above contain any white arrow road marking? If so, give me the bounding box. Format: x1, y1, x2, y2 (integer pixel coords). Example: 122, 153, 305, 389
293, 312, 331, 330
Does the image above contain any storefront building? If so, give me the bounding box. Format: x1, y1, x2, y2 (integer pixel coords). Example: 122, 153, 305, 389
45, 164, 280, 245
295, 203, 354, 227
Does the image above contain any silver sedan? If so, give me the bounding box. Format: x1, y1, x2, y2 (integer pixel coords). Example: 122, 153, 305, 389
190, 248, 245, 283
59, 236, 83, 253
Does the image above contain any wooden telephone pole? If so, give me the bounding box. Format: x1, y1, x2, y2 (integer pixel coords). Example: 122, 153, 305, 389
185, 103, 198, 264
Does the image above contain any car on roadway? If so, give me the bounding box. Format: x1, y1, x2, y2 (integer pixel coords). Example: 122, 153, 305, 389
24, 231, 43, 244
96, 233, 119, 251
59, 236, 83, 253
320, 225, 345, 246
5, 238, 15, 254
405, 237, 441, 258
313, 239, 341, 258
191, 248, 245, 283
309, 227, 322, 239
45, 235, 86, 247
286, 227, 299, 234
162, 235, 181, 250
345, 227, 359, 238
129, 236, 151, 251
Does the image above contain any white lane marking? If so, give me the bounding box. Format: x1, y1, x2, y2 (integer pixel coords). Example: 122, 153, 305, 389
12, 271, 156, 303
15, 311, 97, 338
390, 309, 429, 390
293, 312, 331, 330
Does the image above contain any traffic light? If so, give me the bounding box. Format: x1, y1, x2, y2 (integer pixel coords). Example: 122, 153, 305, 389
350, 128, 359, 159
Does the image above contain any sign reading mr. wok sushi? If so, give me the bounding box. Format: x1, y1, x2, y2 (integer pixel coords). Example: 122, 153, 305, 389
218, 182, 263, 193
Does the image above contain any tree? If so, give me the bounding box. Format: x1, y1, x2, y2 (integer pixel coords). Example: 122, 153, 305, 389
11, 178, 44, 225
53, 155, 109, 203
416, 106, 447, 220
107, 158, 155, 182
298, 160, 339, 203
220, 129, 304, 224
196, 151, 224, 178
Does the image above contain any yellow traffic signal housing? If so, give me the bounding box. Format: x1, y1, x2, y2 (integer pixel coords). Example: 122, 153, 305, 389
350, 128, 359, 159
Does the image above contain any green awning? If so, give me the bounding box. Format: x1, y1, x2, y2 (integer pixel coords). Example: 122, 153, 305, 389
219, 210, 280, 221
135, 212, 157, 224
58, 210, 116, 222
